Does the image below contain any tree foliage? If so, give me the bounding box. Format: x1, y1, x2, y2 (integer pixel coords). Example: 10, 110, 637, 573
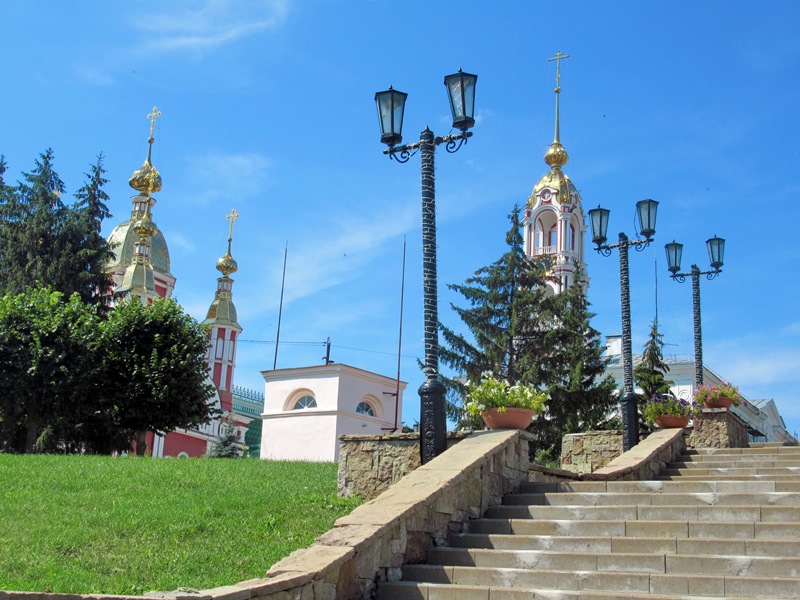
440, 205, 617, 456
102, 298, 217, 456
0, 287, 215, 454
0, 150, 114, 311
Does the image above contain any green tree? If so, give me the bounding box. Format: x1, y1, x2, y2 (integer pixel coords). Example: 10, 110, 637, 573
440, 205, 555, 427
634, 319, 674, 401
102, 298, 216, 456
0, 286, 100, 453
208, 415, 243, 458
536, 271, 617, 454
0, 150, 114, 310
62, 156, 115, 311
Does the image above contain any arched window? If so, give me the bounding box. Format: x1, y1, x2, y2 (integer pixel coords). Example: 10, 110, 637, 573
356, 401, 375, 417
293, 395, 317, 409
568, 224, 575, 250
549, 226, 558, 247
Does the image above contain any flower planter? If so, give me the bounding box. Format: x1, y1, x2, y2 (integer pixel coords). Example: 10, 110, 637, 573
654, 414, 690, 429
703, 396, 734, 409
481, 407, 534, 430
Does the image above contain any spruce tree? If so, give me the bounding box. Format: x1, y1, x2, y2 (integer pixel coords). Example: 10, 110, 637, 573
537, 270, 617, 453
0, 151, 114, 310
440, 205, 554, 426
64, 155, 115, 311
634, 319, 674, 400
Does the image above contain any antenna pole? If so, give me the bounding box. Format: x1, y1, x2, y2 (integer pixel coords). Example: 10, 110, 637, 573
273, 242, 288, 370
393, 237, 407, 432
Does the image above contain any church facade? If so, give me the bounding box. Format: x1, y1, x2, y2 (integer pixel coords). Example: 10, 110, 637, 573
105, 108, 252, 457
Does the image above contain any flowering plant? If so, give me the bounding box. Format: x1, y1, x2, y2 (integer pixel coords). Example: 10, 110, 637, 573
643, 395, 700, 425
463, 372, 547, 417
694, 382, 740, 406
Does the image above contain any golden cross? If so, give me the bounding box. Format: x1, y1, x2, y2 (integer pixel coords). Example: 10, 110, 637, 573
548, 50, 570, 90
147, 106, 162, 139
226, 208, 240, 240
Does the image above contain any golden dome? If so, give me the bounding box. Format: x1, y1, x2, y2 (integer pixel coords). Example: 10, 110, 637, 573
129, 143, 162, 194
216, 252, 238, 278
544, 141, 569, 169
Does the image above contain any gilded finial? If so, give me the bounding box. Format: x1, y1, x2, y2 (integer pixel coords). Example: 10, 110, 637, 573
147, 106, 162, 142
129, 105, 164, 193
217, 209, 239, 277
544, 51, 570, 168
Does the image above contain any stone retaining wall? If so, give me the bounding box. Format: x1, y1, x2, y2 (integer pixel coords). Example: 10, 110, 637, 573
560, 430, 623, 473
337, 432, 470, 500
690, 408, 749, 449
531, 427, 689, 483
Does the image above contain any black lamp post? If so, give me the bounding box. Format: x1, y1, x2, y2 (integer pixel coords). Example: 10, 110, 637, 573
375, 69, 477, 464
665, 236, 725, 388
588, 199, 659, 451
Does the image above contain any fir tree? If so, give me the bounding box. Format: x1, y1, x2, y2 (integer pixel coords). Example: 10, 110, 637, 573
0, 151, 114, 310
634, 319, 674, 401
537, 269, 618, 454
63, 155, 115, 311
440, 205, 554, 426
208, 416, 244, 458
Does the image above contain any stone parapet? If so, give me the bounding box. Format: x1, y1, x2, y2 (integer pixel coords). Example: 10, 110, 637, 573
531, 427, 688, 483
337, 432, 470, 500
690, 408, 749, 448
560, 430, 623, 473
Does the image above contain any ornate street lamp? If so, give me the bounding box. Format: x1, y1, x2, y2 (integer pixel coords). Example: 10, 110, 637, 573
375, 69, 477, 464
665, 236, 725, 388
588, 199, 659, 451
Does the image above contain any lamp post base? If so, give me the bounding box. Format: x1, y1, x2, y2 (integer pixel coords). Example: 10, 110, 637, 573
419, 378, 447, 464
620, 391, 639, 451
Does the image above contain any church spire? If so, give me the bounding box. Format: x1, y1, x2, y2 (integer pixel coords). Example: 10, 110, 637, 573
204, 209, 243, 396
117, 108, 165, 302
544, 51, 570, 169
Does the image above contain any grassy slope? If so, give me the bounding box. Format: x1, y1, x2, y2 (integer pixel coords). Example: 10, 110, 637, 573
0, 455, 360, 595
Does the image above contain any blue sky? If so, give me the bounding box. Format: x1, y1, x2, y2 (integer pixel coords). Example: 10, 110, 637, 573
1, 1, 799, 436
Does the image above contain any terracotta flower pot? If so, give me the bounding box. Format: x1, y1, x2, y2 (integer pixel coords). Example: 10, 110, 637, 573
481, 407, 534, 430
703, 396, 733, 409
654, 414, 690, 429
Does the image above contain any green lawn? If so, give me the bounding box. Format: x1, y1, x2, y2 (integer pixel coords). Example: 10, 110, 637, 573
0, 455, 361, 595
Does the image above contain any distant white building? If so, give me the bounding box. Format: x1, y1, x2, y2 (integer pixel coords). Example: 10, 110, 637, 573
260, 363, 406, 462
604, 335, 796, 444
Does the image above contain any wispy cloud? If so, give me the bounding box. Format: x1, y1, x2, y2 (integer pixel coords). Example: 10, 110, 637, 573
181, 152, 273, 204
73, 64, 115, 86
134, 0, 289, 55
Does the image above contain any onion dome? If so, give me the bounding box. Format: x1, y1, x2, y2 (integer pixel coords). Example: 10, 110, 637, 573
216, 251, 238, 278
203, 209, 241, 329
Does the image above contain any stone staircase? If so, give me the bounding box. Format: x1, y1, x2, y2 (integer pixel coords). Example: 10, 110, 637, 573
379, 442, 800, 599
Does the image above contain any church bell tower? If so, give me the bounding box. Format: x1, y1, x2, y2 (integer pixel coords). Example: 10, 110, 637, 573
522, 51, 588, 295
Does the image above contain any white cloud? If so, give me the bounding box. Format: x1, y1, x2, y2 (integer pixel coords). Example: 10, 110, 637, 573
73, 64, 115, 86
181, 152, 273, 204
134, 0, 289, 55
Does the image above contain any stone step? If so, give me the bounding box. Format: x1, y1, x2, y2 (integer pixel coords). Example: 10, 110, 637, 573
426, 547, 800, 578
503, 491, 800, 506
523, 480, 800, 494
448, 532, 800, 556
380, 567, 800, 598
690, 446, 800, 455
659, 467, 800, 478
466, 518, 800, 539
667, 459, 800, 468
484, 503, 800, 522
750, 441, 799, 448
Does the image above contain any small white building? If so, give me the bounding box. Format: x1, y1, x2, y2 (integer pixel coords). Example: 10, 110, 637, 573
260, 363, 406, 462
604, 335, 796, 444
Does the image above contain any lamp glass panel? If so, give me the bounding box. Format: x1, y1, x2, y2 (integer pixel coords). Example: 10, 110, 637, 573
665, 241, 683, 273
588, 207, 609, 244
636, 199, 658, 238
707, 236, 725, 269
